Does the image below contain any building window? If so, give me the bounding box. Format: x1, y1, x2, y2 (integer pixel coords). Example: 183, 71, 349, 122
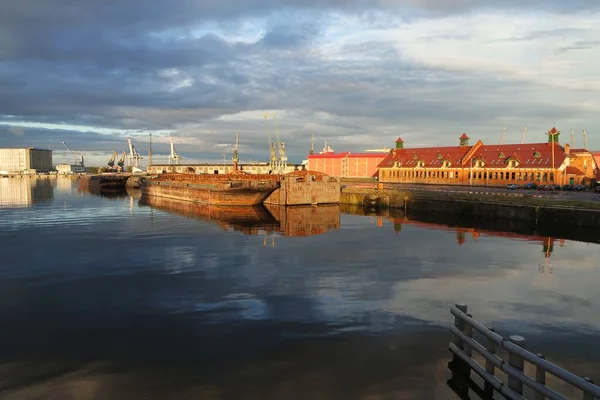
498, 152, 505, 158
533, 151, 541, 158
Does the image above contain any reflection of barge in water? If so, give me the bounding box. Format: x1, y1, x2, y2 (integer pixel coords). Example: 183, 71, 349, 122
78, 174, 129, 193
139, 196, 340, 237
139, 195, 279, 235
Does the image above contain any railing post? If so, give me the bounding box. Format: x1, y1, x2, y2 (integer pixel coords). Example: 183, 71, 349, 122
484, 327, 496, 395
535, 353, 546, 400
451, 303, 469, 375
583, 377, 594, 400
452, 303, 468, 350
464, 314, 473, 358
508, 335, 526, 395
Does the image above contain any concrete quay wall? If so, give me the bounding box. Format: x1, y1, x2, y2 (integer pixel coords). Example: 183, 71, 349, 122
341, 188, 600, 229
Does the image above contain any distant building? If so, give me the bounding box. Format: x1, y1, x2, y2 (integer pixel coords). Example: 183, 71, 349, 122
0, 148, 53, 174
56, 164, 87, 174
306, 142, 388, 178
378, 129, 599, 186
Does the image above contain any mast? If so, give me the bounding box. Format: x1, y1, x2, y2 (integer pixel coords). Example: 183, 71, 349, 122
273, 112, 282, 171
570, 129, 574, 147
521, 126, 527, 144
148, 133, 153, 167
309, 133, 315, 155
583, 130, 588, 150
264, 113, 277, 172
232, 132, 239, 171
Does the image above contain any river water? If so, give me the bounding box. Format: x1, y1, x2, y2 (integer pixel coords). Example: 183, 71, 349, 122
0, 176, 599, 399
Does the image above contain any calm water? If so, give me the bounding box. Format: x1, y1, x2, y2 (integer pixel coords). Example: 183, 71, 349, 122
0, 176, 599, 400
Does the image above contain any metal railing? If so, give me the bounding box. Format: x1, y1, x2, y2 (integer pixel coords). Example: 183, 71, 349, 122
449, 303, 599, 400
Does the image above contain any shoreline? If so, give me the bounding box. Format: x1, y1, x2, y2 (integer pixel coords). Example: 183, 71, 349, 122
341, 185, 600, 230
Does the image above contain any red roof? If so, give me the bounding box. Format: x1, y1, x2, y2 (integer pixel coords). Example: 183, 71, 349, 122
459, 133, 470, 140
395, 137, 404, 143
564, 166, 586, 175
378, 145, 472, 168
468, 142, 566, 169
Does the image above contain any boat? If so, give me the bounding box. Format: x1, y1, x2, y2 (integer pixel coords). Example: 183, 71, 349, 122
140, 171, 280, 206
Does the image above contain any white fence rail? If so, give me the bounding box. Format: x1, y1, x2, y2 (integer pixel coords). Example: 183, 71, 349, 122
449, 303, 599, 400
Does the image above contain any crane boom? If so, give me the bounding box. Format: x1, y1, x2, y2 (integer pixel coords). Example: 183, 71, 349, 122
108, 151, 117, 167
62, 141, 84, 166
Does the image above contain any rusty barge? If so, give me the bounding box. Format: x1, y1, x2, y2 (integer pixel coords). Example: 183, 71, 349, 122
141, 172, 280, 206
140, 169, 341, 207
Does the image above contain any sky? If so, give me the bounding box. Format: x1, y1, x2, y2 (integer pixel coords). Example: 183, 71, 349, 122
0, 0, 599, 166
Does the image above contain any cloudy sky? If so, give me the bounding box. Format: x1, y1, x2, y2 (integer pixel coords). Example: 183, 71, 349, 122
0, 0, 599, 166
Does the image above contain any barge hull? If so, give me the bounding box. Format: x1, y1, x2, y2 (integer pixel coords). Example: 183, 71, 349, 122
141, 180, 277, 206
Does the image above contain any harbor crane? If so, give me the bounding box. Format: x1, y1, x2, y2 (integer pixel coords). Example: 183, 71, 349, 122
108, 151, 117, 167
127, 138, 143, 168
62, 141, 84, 166
117, 151, 126, 168
264, 113, 278, 172
168, 135, 181, 165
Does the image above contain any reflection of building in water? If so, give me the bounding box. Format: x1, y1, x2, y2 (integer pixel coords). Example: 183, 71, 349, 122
138, 195, 341, 238
388, 216, 561, 262
56, 176, 74, 192
0, 177, 54, 207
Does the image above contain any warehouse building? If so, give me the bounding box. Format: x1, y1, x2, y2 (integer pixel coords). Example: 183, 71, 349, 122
0, 148, 53, 174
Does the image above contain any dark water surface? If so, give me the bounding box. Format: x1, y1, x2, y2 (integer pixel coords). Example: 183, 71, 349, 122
0, 177, 599, 400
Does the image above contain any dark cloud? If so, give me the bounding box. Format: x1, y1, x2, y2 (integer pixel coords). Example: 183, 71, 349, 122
0, 0, 599, 160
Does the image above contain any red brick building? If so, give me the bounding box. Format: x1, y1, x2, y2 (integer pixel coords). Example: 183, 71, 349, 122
307, 150, 387, 178
378, 128, 598, 186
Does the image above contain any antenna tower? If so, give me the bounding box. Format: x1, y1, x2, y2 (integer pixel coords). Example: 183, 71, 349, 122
583, 130, 588, 150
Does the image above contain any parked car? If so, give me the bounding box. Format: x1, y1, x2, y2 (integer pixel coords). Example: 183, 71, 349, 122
595, 186, 600, 194
506, 183, 519, 190
537, 185, 546, 191
562, 184, 574, 191
573, 184, 587, 191
524, 182, 537, 189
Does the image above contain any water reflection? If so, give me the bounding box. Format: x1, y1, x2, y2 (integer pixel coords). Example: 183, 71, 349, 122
0, 177, 53, 207
1, 183, 599, 399
138, 195, 341, 238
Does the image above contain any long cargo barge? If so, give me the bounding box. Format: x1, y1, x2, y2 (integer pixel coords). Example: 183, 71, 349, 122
140, 172, 280, 206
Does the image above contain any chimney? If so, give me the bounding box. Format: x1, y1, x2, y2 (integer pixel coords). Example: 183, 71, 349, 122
564, 143, 570, 156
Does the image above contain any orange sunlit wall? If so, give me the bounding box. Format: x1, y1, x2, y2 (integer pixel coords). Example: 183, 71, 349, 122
307, 152, 387, 178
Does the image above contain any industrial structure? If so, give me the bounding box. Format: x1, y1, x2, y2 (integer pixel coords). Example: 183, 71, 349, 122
0, 148, 53, 174
127, 138, 143, 170
377, 128, 599, 186
55, 142, 86, 174
168, 135, 181, 165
